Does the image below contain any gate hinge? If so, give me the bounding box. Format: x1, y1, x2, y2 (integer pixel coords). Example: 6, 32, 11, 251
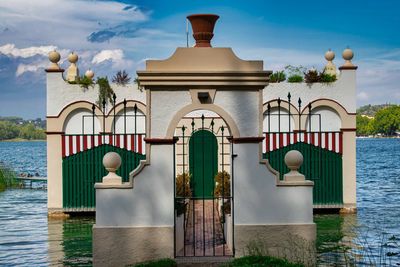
232, 154, 238, 159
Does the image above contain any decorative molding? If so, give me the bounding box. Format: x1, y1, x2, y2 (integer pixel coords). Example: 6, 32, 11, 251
144, 137, 179, 144
339, 66, 358, 70
45, 69, 65, 73
340, 128, 356, 132
45, 131, 65, 135
227, 137, 264, 143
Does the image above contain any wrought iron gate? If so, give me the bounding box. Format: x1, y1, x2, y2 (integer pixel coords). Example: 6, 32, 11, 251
62, 97, 146, 210
263, 94, 343, 206
173, 115, 234, 257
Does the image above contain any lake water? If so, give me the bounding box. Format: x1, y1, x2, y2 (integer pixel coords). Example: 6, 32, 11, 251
0, 139, 399, 266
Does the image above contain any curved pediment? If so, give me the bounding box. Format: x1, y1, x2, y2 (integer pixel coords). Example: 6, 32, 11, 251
144, 47, 264, 72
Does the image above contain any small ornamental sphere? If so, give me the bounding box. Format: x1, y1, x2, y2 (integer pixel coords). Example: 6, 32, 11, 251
103, 152, 121, 172
284, 150, 303, 171
85, 69, 94, 79
68, 52, 78, 63
342, 48, 354, 61
48, 50, 60, 63
325, 50, 335, 61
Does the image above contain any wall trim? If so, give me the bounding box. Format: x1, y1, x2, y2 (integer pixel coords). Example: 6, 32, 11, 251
340, 128, 357, 132
227, 137, 264, 143
144, 137, 179, 144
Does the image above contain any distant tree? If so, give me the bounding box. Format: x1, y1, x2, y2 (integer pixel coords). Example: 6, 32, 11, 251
356, 115, 375, 136
373, 106, 400, 136
112, 70, 131, 86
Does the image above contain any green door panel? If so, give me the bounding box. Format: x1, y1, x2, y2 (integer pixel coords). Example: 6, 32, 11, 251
189, 130, 218, 199
263, 142, 343, 205
62, 144, 145, 209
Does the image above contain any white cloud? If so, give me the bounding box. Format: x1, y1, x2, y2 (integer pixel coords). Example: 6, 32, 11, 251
92, 49, 123, 64
92, 49, 132, 69
0, 0, 149, 49
16, 61, 48, 77
0, 43, 56, 58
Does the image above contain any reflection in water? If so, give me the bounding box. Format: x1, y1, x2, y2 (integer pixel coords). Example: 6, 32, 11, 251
48, 217, 94, 266
316, 214, 358, 265
0, 189, 94, 266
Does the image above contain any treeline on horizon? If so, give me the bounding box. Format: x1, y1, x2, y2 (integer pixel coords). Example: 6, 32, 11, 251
357, 104, 400, 136
0, 117, 45, 141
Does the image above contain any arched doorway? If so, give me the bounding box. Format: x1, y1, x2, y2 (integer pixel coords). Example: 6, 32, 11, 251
189, 130, 218, 198
173, 111, 233, 257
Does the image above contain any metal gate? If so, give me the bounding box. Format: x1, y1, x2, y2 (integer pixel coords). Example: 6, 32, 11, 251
263, 94, 343, 206
62, 97, 146, 210
173, 114, 234, 257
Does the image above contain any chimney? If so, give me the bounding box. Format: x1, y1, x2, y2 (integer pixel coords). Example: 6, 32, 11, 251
187, 14, 219, 47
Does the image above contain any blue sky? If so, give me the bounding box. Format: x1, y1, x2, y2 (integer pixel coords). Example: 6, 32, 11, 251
0, 0, 399, 118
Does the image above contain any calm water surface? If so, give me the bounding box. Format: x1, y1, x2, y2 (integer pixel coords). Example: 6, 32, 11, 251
0, 139, 399, 266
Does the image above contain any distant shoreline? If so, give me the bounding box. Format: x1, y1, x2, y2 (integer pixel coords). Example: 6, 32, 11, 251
0, 138, 45, 142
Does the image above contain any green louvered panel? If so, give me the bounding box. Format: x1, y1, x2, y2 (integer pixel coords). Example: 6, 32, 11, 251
62, 144, 145, 209
263, 142, 343, 205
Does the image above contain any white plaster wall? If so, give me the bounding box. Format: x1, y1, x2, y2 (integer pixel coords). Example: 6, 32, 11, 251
151, 90, 259, 138
46, 73, 145, 116
96, 145, 174, 227
150, 90, 192, 138
305, 107, 341, 132
263, 70, 356, 113
234, 143, 313, 224
214, 90, 259, 137
63, 108, 101, 134
263, 108, 295, 132
113, 109, 146, 134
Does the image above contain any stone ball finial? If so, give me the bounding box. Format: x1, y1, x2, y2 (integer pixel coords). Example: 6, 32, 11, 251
68, 52, 79, 63
325, 49, 335, 61
324, 49, 337, 75
49, 50, 61, 63
103, 152, 121, 172
85, 69, 94, 80
341, 47, 356, 68
342, 48, 354, 61
47, 50, 61, 70
284, 150, 303, 171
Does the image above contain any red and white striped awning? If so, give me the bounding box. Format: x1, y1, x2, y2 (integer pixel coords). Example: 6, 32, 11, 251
263, 132, 342, 154
62, 134, 145, 158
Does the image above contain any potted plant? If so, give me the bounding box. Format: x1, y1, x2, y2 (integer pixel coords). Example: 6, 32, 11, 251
269, 70, 286, 83
285, 65, 306, 83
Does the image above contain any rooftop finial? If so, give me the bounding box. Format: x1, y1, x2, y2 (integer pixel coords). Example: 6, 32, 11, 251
324, 49, 337, 75
47, 50, 61, 70
342, 47, 355, 67
85, 69, 94, 80
66, 51, 79, 82
187, 14, 219, 47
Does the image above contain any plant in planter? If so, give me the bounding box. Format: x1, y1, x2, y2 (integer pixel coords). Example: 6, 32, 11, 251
96, 77, 114, 106
214, 171, 231, 218
175, 172, 192, 216
112, 70, 131, 86
285, 65, 305, 83
320, 72, 337, 83
68, 75, 94, 90
304, 68, 320, 84
269, 71, 286, 83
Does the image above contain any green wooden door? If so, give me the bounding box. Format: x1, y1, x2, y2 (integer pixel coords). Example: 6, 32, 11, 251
189, 130, 218, 199
62, 144, 145, 209
263, 142, 343, 205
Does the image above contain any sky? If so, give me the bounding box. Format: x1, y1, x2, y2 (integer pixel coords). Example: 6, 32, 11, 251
0, 0, 399, 119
